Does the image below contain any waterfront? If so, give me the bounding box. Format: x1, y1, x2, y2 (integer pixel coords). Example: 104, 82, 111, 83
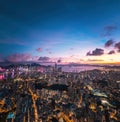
61, 65, 104, 72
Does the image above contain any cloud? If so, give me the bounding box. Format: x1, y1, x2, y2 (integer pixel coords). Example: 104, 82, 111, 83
108, 50, 115, 55
88, 59, 104, 62
105, 39, 114, 48
36, 48, 42, 52
57, 59, 62, 63
102, 25, 117, 37
46, 48, 52, 54
86, 48, 104, 56
32, 56, 39, 61
114, 42, 120, 52
6, 53, 32, 62
38, 56, 50, 62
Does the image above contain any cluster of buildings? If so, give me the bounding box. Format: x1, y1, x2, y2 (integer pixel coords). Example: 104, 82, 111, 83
0, 64, 120, 122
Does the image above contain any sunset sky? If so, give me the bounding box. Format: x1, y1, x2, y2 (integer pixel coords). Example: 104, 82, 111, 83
0, 0, 120, 64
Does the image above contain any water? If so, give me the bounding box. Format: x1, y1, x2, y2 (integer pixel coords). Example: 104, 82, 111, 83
61, 65, 103, 72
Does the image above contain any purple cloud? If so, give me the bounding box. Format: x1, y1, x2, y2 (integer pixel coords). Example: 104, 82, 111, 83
46, 48, 52, 54
36, 48, 42, 52
86, 48, 104, 56
105, 39, 114, 48
115, 42, 120, 52
38, 56, 50, 62
6, 53, 32, 62
108, 50, 115, 55
57, 59, 62, 63
102, 25, 117, 37
32, 56, 39, 61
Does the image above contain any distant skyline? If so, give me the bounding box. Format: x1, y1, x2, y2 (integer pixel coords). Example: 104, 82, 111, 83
0, 0, 120, 64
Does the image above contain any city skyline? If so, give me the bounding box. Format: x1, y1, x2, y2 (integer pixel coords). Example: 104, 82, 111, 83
1, 0, 120, 64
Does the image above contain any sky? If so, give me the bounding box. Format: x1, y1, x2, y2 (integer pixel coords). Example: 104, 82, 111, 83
0, 0, 120, 64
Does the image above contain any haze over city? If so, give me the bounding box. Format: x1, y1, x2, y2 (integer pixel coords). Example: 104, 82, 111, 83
1, 1, 120, 122
0, 0, 120, 64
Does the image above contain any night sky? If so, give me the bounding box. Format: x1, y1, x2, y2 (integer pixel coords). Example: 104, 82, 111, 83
0, 0, 120, 64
